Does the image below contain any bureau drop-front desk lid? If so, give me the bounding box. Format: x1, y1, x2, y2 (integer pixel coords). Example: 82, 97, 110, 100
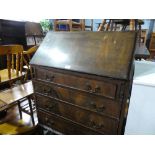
30, 31, 136, 80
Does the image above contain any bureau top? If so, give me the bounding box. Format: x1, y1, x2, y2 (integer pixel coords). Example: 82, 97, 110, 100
30, 31, 136, 80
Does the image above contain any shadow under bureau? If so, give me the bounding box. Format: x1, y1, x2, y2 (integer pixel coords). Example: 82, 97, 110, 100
30, 31, 136, 135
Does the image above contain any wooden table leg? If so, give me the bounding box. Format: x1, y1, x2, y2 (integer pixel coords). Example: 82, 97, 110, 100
28, 96, 35, 126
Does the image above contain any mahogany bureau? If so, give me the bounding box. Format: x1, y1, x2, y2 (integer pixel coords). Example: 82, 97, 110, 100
30, 31, 136, 135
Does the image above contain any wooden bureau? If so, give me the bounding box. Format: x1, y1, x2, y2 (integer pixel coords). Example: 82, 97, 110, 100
30, 31, 136, 134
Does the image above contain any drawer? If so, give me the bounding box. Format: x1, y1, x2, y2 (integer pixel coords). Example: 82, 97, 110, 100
35, 67, 117, 99
36, 94, 118, 134
33, 80, 121, 119
37, 110, 104, 135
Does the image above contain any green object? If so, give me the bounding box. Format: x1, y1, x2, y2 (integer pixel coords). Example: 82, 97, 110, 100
40, 19, 53, 33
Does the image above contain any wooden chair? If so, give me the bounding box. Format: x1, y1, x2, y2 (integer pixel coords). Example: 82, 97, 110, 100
53, 19, 93, 31
23, 46, 38, 81
0, 45, 25, 86
97, 19, 144, 31
0, 81, 35, 126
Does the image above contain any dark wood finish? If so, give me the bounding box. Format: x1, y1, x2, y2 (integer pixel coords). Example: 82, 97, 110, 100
31, 31, 136, 134
37, 110, 105, 135
31, 32, 136, 80
34, 67, 118, 99
35, 93, 118, 134
33, 79, 121, 119
149, 32, 155, 59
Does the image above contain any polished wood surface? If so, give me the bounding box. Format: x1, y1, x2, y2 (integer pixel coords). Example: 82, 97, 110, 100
0, 81, 33, 105
37, 110, 103, 135
31, 31, 136, 80
35, 93, 118, 134
34, 78, 121, 119
35, 67, 118, 99
31, 32, 136, 134
32, 66, 130, 135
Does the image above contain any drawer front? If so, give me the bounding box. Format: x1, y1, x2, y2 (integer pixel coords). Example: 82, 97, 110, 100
37, 110, 104, 135
33, 80, 121, 119
35, 94, 118, 134
35, 67, 117, 99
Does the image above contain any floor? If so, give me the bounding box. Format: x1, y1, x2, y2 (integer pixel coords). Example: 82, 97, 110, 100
0, 100, 39, 135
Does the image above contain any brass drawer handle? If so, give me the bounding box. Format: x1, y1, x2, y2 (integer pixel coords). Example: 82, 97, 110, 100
96, 105, 106, 112
90, 101, 96, 108
43, 87, 59, 99
86, 84, 101, 94
45, 74, 55, 81
94, 85, 101, 93
45, 117, 54, 126
43, 88, 51, 95
88, 120, 95, 127
45, 104, 55, 111
89, 120, 104, 130
85, 83, 92, 91
89, 102, 105, 112
93, 123, 104, 129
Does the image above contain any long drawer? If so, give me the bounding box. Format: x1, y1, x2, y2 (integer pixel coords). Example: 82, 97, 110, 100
35, 67, 118, 99
33, 80, 121, 119
35, 94, 118, 134
37, 110, 105, 135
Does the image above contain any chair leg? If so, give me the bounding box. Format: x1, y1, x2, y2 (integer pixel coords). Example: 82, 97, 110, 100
28, 97, 35, 126
17, 101, 22, 119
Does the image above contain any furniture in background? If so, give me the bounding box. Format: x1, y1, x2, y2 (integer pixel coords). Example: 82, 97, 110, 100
97, 19, 144, 45
53, 19, 93, 31
80, 19, 93, 31
30, 31, 136, 135
0, 19, 27, 70
23, 46, 38, 81
125, 61, 155, 134
0, 45, 25, 87
25, 22, 44, 47
135, 43, 150, 60
97, 19, 133, 31
0, 20, 26, 47
97, 19, 144, 31
97, 19, 113, 31
149, 32, 155, 59
140, 29, 147, 44
0, 81, 35, 126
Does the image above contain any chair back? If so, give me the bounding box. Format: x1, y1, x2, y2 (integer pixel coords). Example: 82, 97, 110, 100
23, 46, 38, 80
0, 45, 24, 82
23, 45, 38, 59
